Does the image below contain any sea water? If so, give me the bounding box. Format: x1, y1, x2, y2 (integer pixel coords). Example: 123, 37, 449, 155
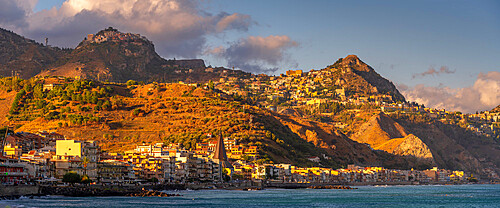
4, 184, 500, 208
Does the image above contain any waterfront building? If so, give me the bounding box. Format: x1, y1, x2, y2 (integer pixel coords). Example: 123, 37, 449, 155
0, 157, 28, 184
97, 159, 135, 183
53, 140, 100, 180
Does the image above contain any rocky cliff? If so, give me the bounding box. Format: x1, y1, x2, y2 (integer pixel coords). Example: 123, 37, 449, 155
393, 116, 496, 177
350, 113, 435, 165
37, 27, 169, 82
392, 134, 434, 160
36, 27, 245, 83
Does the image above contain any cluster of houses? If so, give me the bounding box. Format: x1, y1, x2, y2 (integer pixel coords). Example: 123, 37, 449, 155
0, 131, 232, 185
84, 27, 149, 45
0, 131, 470, 185
245, 164, 466, 184
208, 69, 499, 140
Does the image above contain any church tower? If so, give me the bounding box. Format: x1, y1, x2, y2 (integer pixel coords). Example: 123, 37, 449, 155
213, 133, 233, 181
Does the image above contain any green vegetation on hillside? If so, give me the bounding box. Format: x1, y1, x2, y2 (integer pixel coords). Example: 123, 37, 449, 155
1, 77, 112, 125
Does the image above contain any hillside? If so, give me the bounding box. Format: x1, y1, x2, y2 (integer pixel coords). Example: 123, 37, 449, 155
0, 77, 329, 166
350, 113, 434, 163
0, 28, 69, 78
0, 76, 420, 169
391, 113, 499, 177
325, 55, 405, 102
0, 27, 498, 177
270, 111, 413, 169
36, 27, 251, 83
491, 105, 500, 113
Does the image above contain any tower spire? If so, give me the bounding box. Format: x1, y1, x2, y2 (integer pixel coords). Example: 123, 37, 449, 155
213, 132, 232, 168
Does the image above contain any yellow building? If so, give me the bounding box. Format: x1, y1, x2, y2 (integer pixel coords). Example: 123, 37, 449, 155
56, 140, 82, 157
54, 140, 100, 179
3, 144, 22, 157
286, 70, 303, 77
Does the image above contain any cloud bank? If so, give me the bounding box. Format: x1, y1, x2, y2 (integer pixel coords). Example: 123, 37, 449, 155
209, 35, 299, 74
399, 71, 500, 113
412, 66, 455, 79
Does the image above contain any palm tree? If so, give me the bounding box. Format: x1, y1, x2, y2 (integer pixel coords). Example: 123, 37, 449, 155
82, 156, 90, 177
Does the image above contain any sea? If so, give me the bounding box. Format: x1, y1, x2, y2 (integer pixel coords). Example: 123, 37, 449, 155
3, 184, 500, 208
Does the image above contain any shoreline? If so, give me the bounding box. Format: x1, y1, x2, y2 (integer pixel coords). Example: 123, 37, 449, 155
1, 182, 497, 199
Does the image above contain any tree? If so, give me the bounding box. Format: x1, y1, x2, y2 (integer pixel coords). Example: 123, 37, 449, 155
62, 172, 81, 184
33, 84, 43, 99
126, 80, 138, 86
102, 100, 111, 110
208, 80, 215, 90
81, 175, 92, 184
82, 156, 90, 177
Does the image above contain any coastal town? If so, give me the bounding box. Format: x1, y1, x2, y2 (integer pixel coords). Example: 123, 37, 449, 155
1, 130, 473, 187
1, 60, 498, 188
0, 0, 498, 206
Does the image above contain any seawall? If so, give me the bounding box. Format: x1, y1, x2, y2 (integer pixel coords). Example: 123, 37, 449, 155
0, 185, 40, 199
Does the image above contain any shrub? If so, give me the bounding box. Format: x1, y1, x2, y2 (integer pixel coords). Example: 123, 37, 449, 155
126, 80, 138, 86
62, 172, 81, 183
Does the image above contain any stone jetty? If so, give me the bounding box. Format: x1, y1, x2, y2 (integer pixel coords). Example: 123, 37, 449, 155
39, 184, 185, 197
308, 185, 357, 189
127, 189, 181, 197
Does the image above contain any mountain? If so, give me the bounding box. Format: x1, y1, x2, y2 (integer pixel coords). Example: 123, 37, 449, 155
269, 111, 412, 169
325, 55, 405, 102
37, 27, 250, 82
0, 28, 68, 78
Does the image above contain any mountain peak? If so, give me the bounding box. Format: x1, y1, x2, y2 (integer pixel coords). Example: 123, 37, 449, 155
340, 54, 373, 73
78, 27, 152, 48
325, 55, 405, 102
344, 54, 361, 61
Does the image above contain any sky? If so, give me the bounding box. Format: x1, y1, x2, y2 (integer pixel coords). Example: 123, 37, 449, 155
1, 0, 499, 113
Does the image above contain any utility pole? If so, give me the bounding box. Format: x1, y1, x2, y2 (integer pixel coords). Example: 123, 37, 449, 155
0, 126, 11, 156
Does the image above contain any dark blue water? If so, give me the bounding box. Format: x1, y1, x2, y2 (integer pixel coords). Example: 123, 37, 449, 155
5, 184, 500, 207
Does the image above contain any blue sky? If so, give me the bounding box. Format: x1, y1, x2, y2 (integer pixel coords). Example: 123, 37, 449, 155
4, 0, 500, 112
207, 0, 499, 88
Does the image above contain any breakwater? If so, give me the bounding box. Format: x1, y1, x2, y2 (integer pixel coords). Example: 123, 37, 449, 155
308, 185, 357, 189
0, 184, 186, 198
0, 185, 41, 200
40, 184, 186, 197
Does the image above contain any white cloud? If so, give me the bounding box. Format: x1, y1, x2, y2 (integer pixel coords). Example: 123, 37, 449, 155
210, 35, 299, 73
400, 71, 500, 113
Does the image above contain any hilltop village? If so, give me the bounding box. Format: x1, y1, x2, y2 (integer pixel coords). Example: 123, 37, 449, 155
210, 61, 499, 139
